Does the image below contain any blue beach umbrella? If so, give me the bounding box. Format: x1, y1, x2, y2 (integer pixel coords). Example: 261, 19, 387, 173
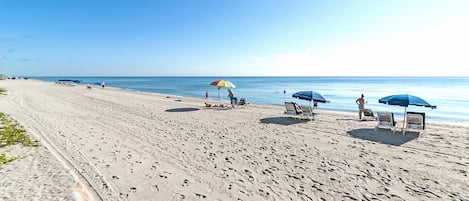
292, 91, 327, 103
292, 91, 328, 108
379, 94, 436, 129
378, 94, 437, 109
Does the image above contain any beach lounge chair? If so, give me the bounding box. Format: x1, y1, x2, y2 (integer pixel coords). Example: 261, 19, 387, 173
404, 112, 425, 135
300, 105, 318, 120
363, 109, 376, 120
375, 112, 397, 133
284, 102, 302, 118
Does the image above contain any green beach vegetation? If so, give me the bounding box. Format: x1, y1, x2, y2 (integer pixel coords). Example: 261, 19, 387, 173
0, 87, 7, 94
0, 112, 40, 169
0, 150, 18, 169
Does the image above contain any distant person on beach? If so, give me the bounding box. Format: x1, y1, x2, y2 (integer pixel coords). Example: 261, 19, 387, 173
205, 91, 209, 99
227, 88, 237, 108
101, 80, 105, 89
313, 101, 318, 110
355, 94, 366, 120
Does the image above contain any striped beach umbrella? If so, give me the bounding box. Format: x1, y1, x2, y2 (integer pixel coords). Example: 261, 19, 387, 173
210, 80, 236, 88
210, 80, 236, 101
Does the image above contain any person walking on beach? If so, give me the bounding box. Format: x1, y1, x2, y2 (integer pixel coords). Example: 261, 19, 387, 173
227, 88, 237, 108
205, 91, 209, 100
101, 80, 105, 89
356, 94, 366, 120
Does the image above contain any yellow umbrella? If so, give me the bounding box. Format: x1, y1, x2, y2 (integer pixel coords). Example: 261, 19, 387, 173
210, 80, 236, 101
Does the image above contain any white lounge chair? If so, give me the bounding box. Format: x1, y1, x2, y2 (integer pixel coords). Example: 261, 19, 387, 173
404, 112, 425, 136
375, 112, 397, 133
300, 105, 318, 120
284, 102, 302, 118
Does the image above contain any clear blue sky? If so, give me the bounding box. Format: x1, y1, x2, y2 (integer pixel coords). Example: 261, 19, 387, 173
1, 0, 468, 76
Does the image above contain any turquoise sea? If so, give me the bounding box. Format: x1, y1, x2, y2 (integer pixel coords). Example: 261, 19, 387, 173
32, 76, 469, 124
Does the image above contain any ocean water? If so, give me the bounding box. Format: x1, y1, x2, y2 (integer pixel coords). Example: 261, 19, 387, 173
32, 76, 469, 124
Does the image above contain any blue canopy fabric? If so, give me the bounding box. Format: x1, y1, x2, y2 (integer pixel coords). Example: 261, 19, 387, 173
379, 94, 436, 134
292, 91, 327, 103
378, 94, 436, 109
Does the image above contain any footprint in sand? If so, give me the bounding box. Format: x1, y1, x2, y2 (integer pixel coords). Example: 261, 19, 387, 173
129, 187, 137, 193
342, 195, 358, 200
159, 171, 172, 179
262, 169, 273, 175
177, 194, 186, 199
258, 189, 270, 197
151, 185, 159, 192
194, 193, 207, 199
144, 174, 152, 180
119, 193, 129, 198
112, 175, 119, 180
366, 161, 375, 167
182, 179, 189, 187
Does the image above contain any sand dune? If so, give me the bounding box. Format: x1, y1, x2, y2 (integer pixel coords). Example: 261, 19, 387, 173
0, 79, 468, 201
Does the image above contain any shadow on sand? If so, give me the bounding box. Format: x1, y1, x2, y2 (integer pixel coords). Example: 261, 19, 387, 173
165, 108, 200, 112
347, 128, 419, 146
260, 117, 308, 126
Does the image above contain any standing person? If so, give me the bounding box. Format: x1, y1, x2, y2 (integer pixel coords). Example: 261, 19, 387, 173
356, 94, 366, 120
205, 91, 209, 100
283, 90, 287, 100
101, 80, 105, 89
227, 88, 237, 108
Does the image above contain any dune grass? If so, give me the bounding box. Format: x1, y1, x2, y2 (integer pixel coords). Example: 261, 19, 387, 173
0, 112, 40, 169
0, 87, 6, 94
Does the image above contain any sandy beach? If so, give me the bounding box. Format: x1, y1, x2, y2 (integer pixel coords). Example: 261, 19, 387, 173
0, 79, 468, 201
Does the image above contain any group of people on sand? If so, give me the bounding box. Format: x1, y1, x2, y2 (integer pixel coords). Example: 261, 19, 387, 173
204, 102, 228, 108
205, 88, 367, 120
205, 88, 238, 108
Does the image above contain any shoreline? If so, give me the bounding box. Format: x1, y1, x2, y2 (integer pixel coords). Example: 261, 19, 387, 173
0, 79, 468, 200
26, 77, 469, 124
34, 78, 469, 126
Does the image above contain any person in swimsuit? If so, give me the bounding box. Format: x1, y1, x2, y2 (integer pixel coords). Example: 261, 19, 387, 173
356, 94, 366, 120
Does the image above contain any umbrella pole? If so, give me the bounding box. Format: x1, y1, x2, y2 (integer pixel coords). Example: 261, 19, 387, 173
403, 107, 407, 134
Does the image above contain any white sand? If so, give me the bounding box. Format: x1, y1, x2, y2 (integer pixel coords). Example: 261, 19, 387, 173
0, 79, 468, 201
